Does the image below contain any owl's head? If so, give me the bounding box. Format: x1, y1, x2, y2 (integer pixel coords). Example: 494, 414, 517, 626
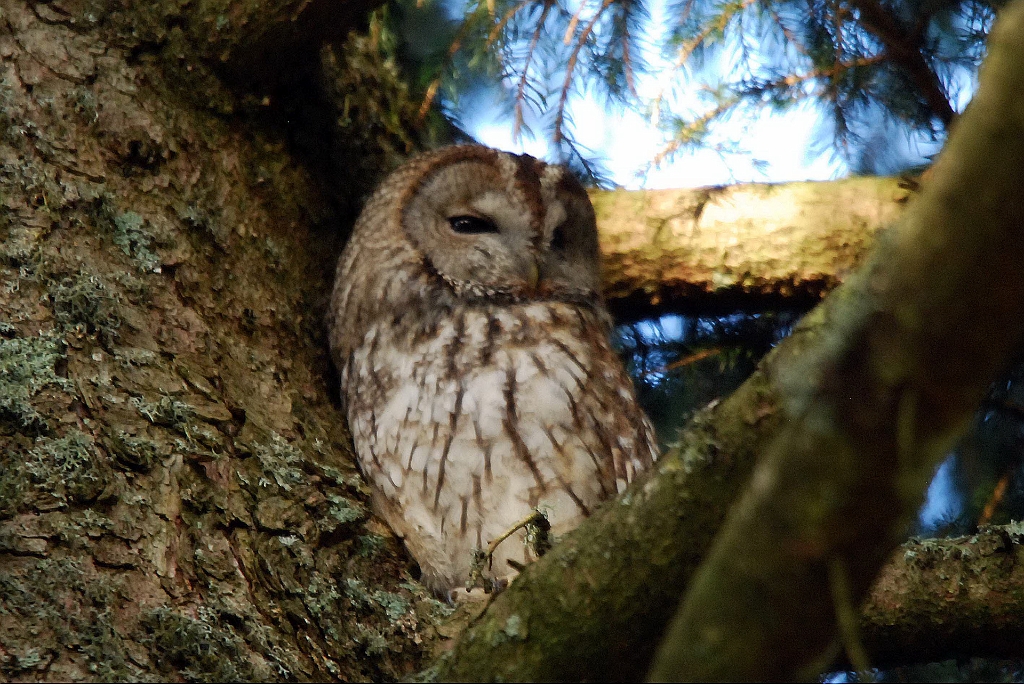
389, 145, 602, 304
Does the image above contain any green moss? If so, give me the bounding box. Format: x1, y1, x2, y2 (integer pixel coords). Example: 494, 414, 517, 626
113, 269, 152, 304
372, 589, 410, 621
319, 494, 365, 533
69, 85, 98, 124
130, 395, 222, 458
174, 200, 233, 246
0, 233, 42, 272
298, 573, 363, 659
1003, 520, 1024, 540
131, 394, 195, 428
52, 509, 115, 545
354, 624, 389, 656
343, 577, 374, 606
356, 533, 386, 558
113, 346, 159, 367
243, 432, 306, 494
0, 432, 112, 517
502, 614, 524, 640
0, 467, 25, 521
343, 578, 411, 620
304, 572, 344, 620
309, 458, 363, 490
105, 430, 159, 472
142, 606, 256, 682
0, 330, 70, 432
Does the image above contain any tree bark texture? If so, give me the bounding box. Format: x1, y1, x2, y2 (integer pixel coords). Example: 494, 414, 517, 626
858, 525, 1024, 669
0, 1, 446, 680
436, 2, 1024, 680
593, 176, 910, 318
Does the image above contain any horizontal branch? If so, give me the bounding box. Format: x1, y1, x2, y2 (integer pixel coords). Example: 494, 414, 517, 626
859, 525, 1024, 668
593, 176, 911, 317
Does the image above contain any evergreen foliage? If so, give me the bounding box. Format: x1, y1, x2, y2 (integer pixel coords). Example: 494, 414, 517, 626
375, 0, 998, 174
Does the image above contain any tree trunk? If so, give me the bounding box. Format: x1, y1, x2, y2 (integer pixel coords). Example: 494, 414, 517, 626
0, 1, 443, 680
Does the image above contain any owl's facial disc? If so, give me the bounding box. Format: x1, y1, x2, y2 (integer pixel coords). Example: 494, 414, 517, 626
402, 155, 601, 304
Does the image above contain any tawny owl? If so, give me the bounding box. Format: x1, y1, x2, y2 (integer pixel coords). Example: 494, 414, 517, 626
329, 145, 658, 596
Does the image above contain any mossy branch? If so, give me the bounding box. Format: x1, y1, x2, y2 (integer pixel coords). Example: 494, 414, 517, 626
854, 526, 1024, 668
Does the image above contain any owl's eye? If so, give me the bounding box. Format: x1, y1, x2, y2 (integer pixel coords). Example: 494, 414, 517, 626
550, 224, 567, 253
448, 215, 498, 235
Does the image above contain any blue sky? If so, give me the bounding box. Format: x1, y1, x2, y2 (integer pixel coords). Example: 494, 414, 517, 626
456, 0, 978, 190
472, 97, 847, 189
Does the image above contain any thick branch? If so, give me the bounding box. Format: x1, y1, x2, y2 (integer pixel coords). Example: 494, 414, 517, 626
593, 176, 909, 317
859, 526, 1024, 668
650, 2, 1024, 679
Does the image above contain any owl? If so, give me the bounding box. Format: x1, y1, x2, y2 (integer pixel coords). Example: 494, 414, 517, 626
329, 145, 658, 596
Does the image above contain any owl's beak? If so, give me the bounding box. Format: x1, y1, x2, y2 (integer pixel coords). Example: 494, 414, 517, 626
526, 259, 541, 293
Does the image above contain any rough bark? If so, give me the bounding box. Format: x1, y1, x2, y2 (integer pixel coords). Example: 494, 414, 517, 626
856, 525, 1024, 669
434, 2, 1024, 680
0, 1, 443, 681
36, 0, 381, 91
649, 2, 1024, 679
594, 176, 911, 318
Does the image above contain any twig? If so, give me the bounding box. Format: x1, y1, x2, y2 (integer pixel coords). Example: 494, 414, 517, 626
485, 509, 549, 563
487, 0, 533, 46
842, 0, 956, 127
979, 470, 1012, 526
642, 348, 722, 378
514, 1, 554, 141
418, 6, 485, 120
554, 0, 616, 143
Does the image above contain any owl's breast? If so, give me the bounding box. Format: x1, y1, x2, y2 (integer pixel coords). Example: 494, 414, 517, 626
342, 301, 656, 590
